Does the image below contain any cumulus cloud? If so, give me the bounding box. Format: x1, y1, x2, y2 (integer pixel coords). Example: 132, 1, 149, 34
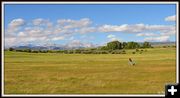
98, 24, 175, 34
5, 18, 92, 47
100, 24, 175, 42
107, 34, 116, 38
76, 27, 96, 34
51, 36, 65, 41
8, 18, 25, 27
7, 18, 25, 33
136, 33, 157, 37
57, 18, 92, 29
65, 40, 95, 48
98, 24, 129, 32
32, 18, 53, 27
5, 38, 17, 47
165, 15, 176, 22
107, 34, 121, 41
17, 31, 26, 37
4, 18, 176, 47
32, 18, 44, 25
160, 30, 176, 36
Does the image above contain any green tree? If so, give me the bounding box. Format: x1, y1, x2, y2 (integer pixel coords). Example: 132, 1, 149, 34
27, 49, 32, 53
100, 46, 108, 50
143, 41, 152, 48
107, 41, 122, 50
122, 42, 127, 49
125, 42, 140, 49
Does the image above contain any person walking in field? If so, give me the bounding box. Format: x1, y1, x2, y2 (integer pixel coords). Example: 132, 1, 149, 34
129, 58, 135, 66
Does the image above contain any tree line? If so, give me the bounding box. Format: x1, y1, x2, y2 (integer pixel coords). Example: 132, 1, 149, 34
100, 41, 152, 50
7, 41, 152, 54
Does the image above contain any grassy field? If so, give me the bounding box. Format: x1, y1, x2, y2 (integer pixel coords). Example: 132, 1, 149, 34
4, 47, 176, 94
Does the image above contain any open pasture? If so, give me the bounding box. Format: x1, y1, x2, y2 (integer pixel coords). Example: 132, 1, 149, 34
4, 48, 176, 94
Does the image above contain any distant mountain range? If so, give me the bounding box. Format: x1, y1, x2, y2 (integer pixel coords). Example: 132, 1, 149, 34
149, 42, 176, 46
6, 42, 175, 50
137, 42, 176, 47
10, 44, 85, 50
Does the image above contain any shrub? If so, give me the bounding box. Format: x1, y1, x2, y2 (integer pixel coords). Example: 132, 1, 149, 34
9, 47, 15, 51
101, 51, 108, 54
163, 46, 167, 48
132, 52, 136, 54
16, 50, 23, 52
136, 49, 139, 52
108, 50, 112, 53
110, 50, 121, 54
74, 49, 82, 54
57, 50, 64, 53
41, 50, 48, 53
32, 50, 39, 53
4, 49, 8, 51
47, 50, 54, 53
68, 50, 74, 54
111, 51, 115, 54
172, 45, 176, 48
24, 49, 31, 52
122, 50, 126, 54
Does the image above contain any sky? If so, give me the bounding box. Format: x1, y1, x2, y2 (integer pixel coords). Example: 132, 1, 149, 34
4, 4, 177, 48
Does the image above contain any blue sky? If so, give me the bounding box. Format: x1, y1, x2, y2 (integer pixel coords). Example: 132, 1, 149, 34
4, 4, 176, 47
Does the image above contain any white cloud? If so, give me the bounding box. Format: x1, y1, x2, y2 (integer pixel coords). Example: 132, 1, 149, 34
8, 18, 25, 27
107, 34, 116, 38
76, 27, 96, 34
66, 40, 83, 48
98, 24, 128, 32
57, 18, 92, 29
134, 24, 175, 42
18, 32, 26, 37
32, 18, 53, 27
51, 36, 65, 41
165, 15, 176, 22
5, 38, 17, 47
136, 33, 157, 37
7, 18, 25, 33
98, 24, 175, 34
99, 24, 175, 42
107, 34, 121, 41
32, 18, 44, 25
66, 40, 95, 48
4, 18, 176, 47
110, 37, 119, 41
5, 18, 65, 46
144, 36, 170, 42
5, 33, 16, 38
160, 29, 176, 36
25, 27, 44, 37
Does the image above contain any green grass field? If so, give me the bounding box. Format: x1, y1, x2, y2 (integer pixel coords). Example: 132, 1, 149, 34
4, 48, 176, 94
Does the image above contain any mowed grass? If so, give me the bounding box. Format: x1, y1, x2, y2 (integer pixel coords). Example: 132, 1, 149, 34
4, 48, 176, 94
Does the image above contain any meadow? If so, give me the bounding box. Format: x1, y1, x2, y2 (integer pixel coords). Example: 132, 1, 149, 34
4, 47, 176, 94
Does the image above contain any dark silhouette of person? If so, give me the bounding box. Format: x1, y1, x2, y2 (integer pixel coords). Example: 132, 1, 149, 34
129, 58, 135, 66
129, 58, 132, 62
